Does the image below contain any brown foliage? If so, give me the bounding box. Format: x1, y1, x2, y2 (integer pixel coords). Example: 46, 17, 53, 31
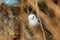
0, 0, 60, 40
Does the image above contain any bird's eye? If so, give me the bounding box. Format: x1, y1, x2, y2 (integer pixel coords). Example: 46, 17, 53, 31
38, 20, 40, 23
30, 16, 34, 20
32, 16, 34, 19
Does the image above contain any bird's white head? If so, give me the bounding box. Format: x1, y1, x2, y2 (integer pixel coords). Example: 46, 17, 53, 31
28, 14, 37, 21
28, 14, 39, 26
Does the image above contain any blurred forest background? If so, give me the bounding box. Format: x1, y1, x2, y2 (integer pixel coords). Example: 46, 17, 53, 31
0, 0, 60, 40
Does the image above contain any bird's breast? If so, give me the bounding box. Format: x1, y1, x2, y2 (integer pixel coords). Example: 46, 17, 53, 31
29, 20, 39, 27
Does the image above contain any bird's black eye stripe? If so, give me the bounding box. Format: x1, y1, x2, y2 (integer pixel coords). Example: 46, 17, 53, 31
32, 16, 34, 19
30, 16, 34, 20
38, 20, 40, 23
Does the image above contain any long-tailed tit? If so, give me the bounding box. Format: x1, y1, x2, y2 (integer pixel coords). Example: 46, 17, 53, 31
28, 14, 40, 27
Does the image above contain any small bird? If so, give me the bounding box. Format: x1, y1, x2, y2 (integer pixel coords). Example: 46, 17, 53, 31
28, 14, 40, 27
1, 0, 20, 6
